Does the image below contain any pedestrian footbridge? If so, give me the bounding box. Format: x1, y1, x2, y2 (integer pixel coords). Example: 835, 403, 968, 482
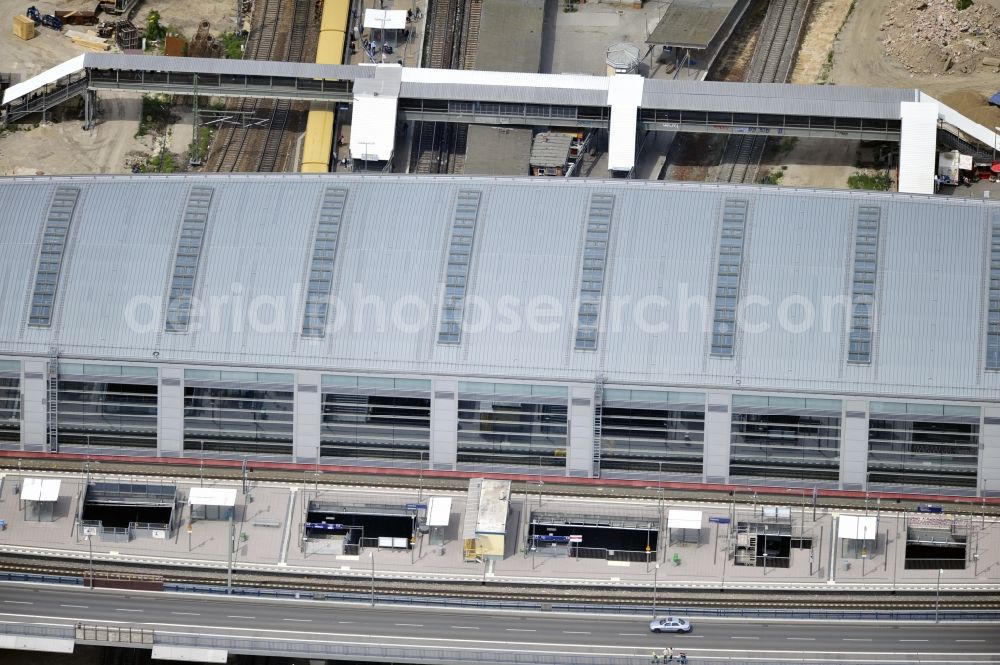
3, 54, 997, 193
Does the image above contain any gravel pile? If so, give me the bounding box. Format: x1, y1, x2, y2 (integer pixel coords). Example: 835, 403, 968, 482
880, 0, 1000, 75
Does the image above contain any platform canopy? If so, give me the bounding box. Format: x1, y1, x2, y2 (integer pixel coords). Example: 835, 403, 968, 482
838, 514, 878, 540
647, 0, 740, 49
667, 509, 703, 530
363, 8, 406, 30
427, 496, 452, 527
22, 478, 61, 502
188, 487, 237, 507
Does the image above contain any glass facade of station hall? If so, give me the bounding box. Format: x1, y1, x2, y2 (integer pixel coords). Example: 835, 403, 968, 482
0, 360, 21, 444
320, 375, 431, 463
56, 363, 158, 448
183, 370, 295, 455
0, 355, 993, 495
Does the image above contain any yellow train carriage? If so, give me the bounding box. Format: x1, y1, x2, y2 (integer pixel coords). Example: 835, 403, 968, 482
300, 103, 336, 173
316, 27, 347, 67
300, 0, 350, 172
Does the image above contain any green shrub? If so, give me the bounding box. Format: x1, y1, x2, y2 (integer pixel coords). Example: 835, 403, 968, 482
219, 32, 246, 59
146, 10, 165, 41
761, 169, 785, 185
955, 0, 973, 10
847, 171, 893, 191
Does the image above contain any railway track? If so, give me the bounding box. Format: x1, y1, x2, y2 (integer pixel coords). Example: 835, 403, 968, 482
409, 0, 482, 174
718, 0, 811, 184
2, 455, 996, 519
210, 0, 310, 173
212, 0, 282, 172
3, 558, 998, 610
255, 0, 310, 172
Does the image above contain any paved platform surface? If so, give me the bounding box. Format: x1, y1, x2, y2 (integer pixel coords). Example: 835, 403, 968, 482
0, 471, 997, 589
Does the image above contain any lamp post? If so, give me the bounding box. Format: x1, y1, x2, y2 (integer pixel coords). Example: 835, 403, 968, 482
652, 563, 660, 617
861, 525, 868, 577
935, 568, 943, 623
369, 551, 376, 607
85, 534, 94, 589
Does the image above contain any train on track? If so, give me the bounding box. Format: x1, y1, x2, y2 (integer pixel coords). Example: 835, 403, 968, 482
300, 0, 349, 173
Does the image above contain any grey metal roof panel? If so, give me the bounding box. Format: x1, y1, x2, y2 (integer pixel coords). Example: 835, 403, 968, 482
0, 174, 997, 402
647, 0, 740, 49
641, 80, 916, 119
81, 53, 374, 80
530, 133, 574, 167
398, 81, 608, 106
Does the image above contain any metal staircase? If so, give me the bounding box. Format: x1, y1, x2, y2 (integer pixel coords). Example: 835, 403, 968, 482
592, 376, 604, 477
47, 347, 59, 452
938, 127, 994, 161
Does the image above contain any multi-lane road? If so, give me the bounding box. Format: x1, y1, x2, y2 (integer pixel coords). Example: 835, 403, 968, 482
1, 584, 998, 663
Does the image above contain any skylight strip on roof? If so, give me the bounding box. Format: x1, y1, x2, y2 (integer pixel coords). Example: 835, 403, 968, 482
847, 205, 881, 364
710, 198, 748, 356
164, 186, 214, 333
987, 211, 1000, 370
302, 187, 348, 338
573, 193, 615, 350
437, 190, 482, 345
28, 186, 80, 327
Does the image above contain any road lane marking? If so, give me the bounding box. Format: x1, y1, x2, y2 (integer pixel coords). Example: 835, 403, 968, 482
563, 631, 591, 635
395, 623, 423, 627
956, 639, 986, 642
731, 636, 759, 640
337, 621, 355, 624
506, 628, 536, 632
227, 615, 255, 620
618, 633, 645, 637
60, 605, 88, 609
899, 639, 928, 642
283, 619, 312, 622
171, 612, 200, 616
786, 638, 815, 641
842, 638, 872, 641
3, 601, 32, 605
114, 609, 143, 612
451, 626, 479, 630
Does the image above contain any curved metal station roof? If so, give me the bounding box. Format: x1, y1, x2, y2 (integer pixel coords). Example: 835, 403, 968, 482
1, 174, 997, 401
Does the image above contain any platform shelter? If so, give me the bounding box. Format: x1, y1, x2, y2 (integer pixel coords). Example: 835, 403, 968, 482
189, 487, 237, 521
22, 477, 61, 522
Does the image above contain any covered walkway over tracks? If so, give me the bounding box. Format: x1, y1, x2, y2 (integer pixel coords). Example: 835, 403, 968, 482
3, 55, 999, 192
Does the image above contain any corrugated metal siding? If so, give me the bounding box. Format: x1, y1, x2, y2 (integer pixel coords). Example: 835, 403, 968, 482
1, 175, 997, 400
599, 187, 719, 383
0, 181, 50, 345
737, 192, 853, 386
641, 80, 915, 119
398, 82, 608, 106
82, 53, 372, 80
898, 101, 938, 194
875, 200, 986, 393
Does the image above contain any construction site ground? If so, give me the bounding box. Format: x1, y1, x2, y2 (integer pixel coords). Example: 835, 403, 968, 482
0, 0, 235, 175
761, 0, 1000, 190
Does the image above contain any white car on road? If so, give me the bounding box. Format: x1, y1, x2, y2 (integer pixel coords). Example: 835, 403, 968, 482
649, 616, 692, 633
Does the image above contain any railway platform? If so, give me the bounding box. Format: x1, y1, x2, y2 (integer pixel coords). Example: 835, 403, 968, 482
0, 471, 996, 592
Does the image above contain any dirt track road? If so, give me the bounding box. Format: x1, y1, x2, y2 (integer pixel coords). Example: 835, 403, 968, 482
830, 0, 1000, 98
